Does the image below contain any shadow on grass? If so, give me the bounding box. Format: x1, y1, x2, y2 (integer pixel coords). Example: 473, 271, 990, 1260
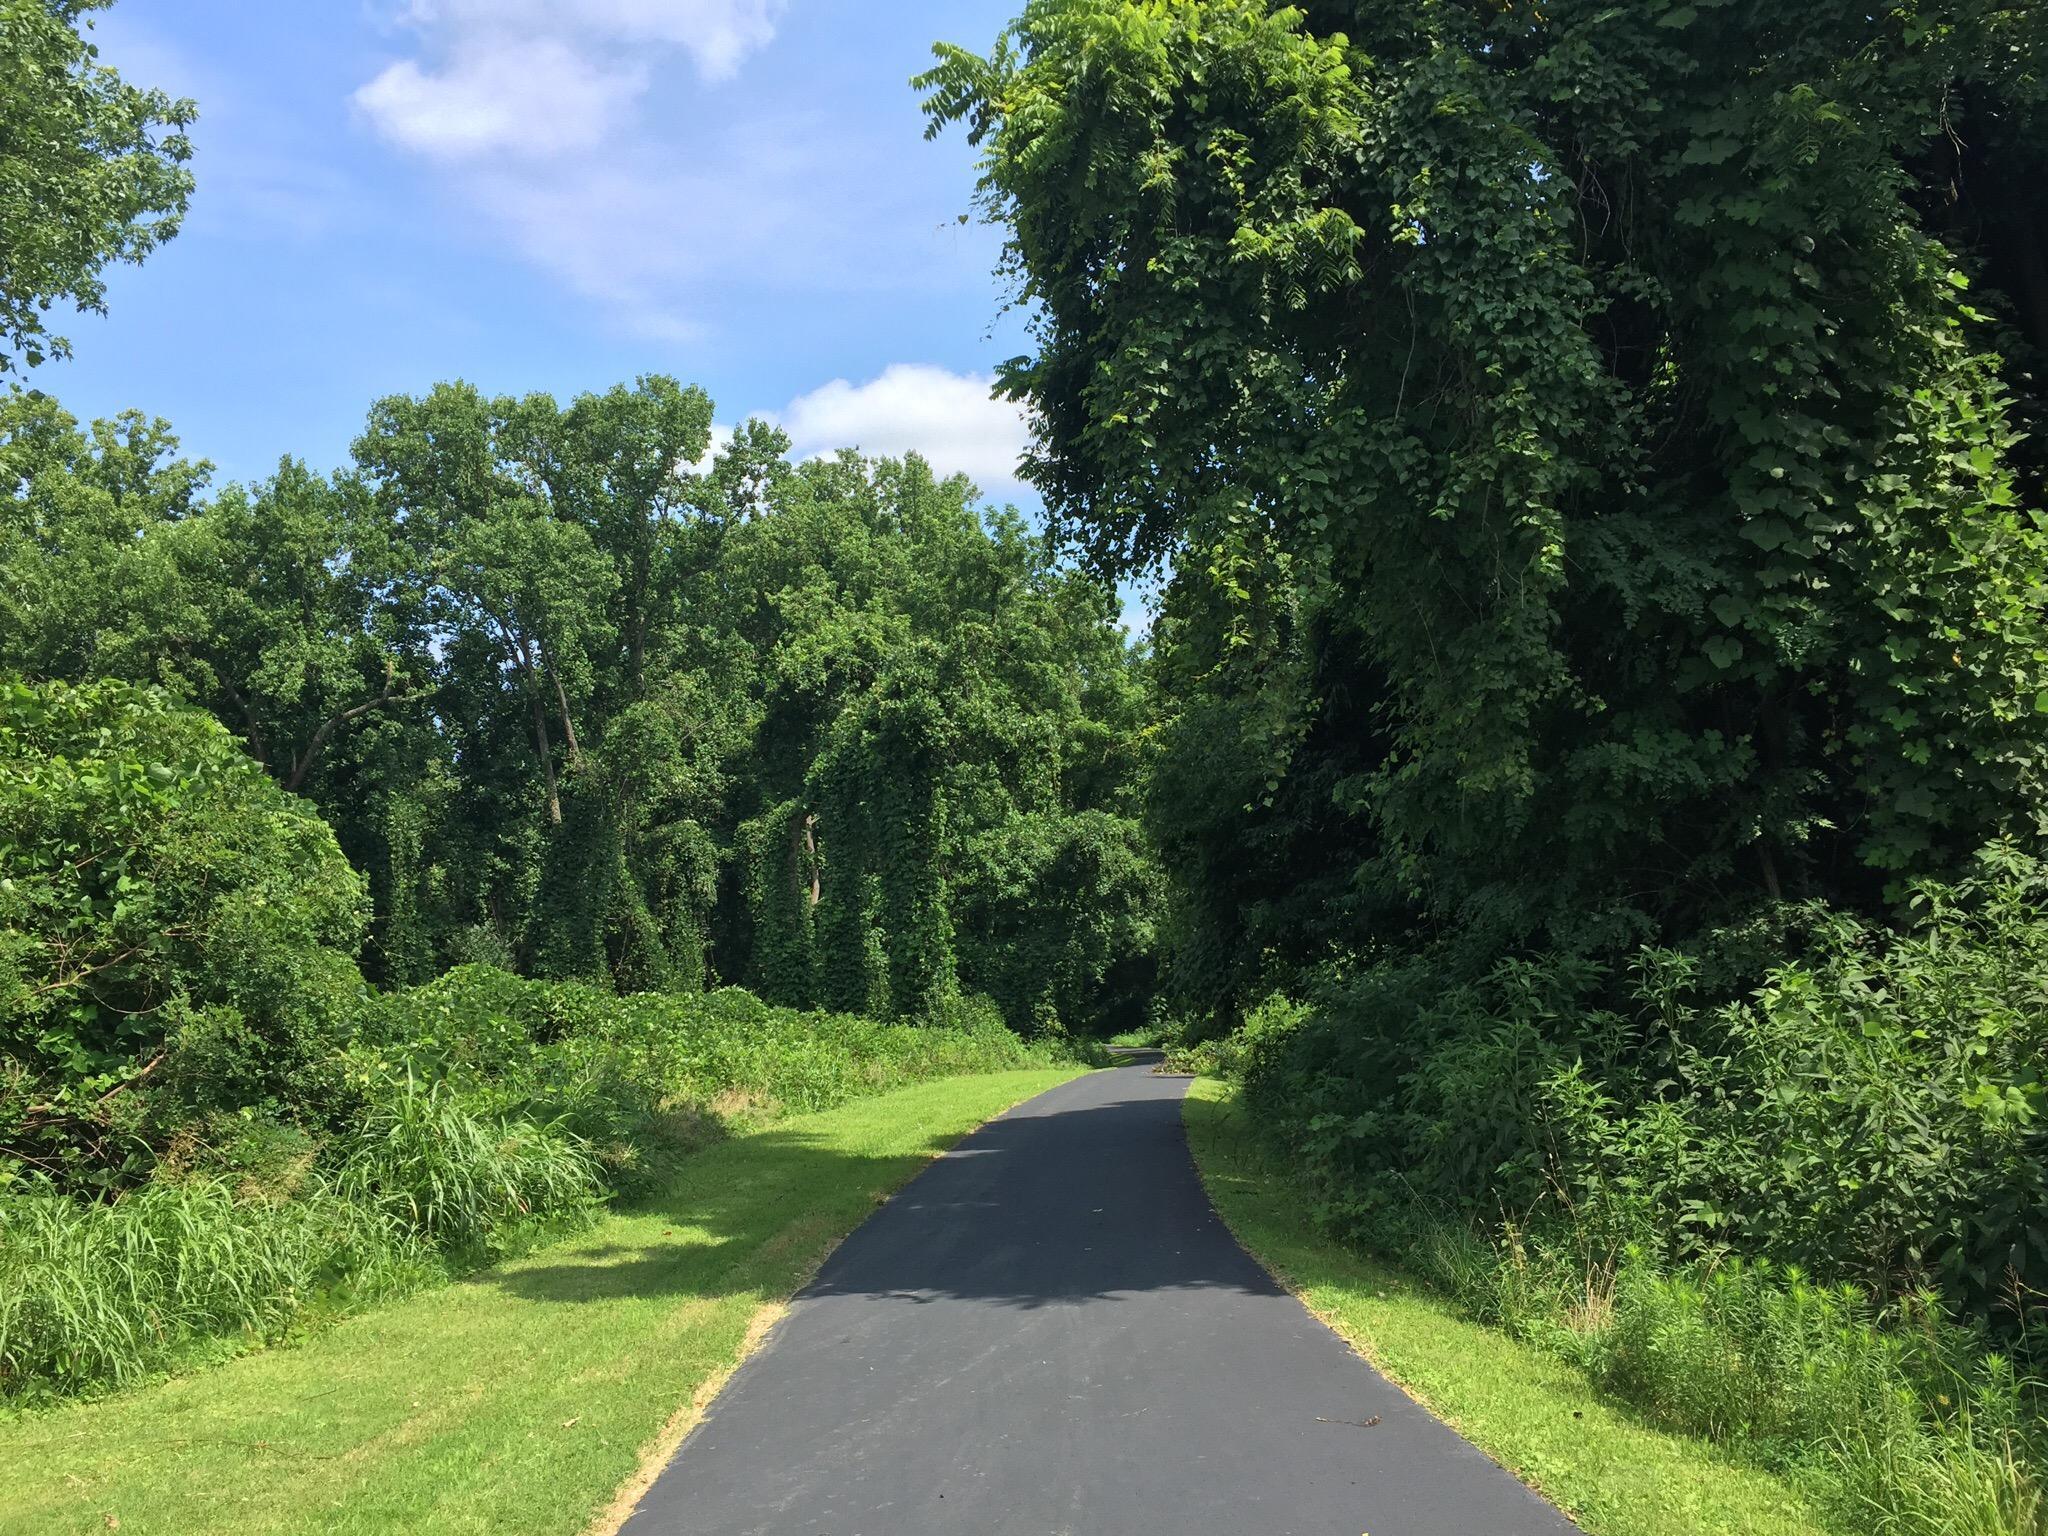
489, 1061, 1282, 1312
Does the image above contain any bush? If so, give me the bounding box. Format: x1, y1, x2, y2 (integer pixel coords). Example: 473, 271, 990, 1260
1166, 992, 1307, 1076
1227, 852, 2048, 1535
0, 679, 368, 1190
331, 1071, 602, 1257
361, 967, 1054, 1188
1392, 1219, 2047, 1536
0, 963, 1069, 1406
1242, 850, 2048, 1322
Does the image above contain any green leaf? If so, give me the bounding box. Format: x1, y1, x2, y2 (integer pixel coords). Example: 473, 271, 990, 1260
1703, 637, 1744, 670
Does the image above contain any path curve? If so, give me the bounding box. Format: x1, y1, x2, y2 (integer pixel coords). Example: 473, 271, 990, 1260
620, 1055, 1578, 1535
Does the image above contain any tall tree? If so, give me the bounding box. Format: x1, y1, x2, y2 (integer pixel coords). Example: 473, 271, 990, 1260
924, 0, 2048, 1015
0, 0, 194, 372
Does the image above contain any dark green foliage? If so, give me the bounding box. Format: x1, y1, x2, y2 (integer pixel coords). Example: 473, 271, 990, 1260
740, 799, 820, 1007
1239, 853, 2048, 1321
807, 653, 959, 1019
0, 679, 367, 1188
927, 0, 2048, 1279
924, 0, 2048, 958
953, 808, 1157, 1036
0, 382, 1156, 1024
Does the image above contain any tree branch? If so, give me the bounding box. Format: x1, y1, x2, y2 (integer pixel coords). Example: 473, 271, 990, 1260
284, 660, 423, 791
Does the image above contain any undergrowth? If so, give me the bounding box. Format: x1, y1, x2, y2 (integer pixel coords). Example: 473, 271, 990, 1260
1216, 854, 2048, 1533
1395, 1216, 2048, 1535
0, 967, 1069, 1406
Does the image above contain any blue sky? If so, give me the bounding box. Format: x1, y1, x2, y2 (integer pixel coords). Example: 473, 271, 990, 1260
45, 0, 1040, 505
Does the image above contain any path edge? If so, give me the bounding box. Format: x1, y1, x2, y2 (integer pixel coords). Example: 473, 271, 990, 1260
1178, 1075, 1587, 1532
580, 1067, 1093, 1536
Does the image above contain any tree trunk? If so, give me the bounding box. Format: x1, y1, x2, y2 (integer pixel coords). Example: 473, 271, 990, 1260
790, 810, 821, 908
539, 636, 584, 769
531, 690, 561, 824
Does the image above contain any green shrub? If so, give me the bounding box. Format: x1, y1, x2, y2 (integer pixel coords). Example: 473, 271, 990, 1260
1167, 992, 1307, 1076
331, 1071, 602, 1258
363, 967, 1055, 1179
0, 679, 368, 1190
1242, 850, 2048, 1322
1225, 853, 2048, 1533
1, 963, 1069, 1406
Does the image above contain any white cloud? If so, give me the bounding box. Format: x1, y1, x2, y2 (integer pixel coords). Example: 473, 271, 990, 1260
355, 37, 641, 161
352, 0, 960, 337
354, 1, 783, 160
776, 365, 1031, 490
393, 2, 781, 81
453, 127, 821, 338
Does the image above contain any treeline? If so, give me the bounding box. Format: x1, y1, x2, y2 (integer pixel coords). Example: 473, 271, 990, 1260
0, 381, 1144, 1393
0, 0, 1144, 1405
1, 383, 1154, 1029
927, 0, 2048, 1527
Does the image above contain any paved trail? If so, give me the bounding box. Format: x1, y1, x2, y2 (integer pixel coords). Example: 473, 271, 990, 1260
621, 1056, 1577, 1535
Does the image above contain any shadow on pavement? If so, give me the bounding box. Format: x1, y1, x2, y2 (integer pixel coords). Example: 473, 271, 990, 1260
487, 1066, 1275, 1311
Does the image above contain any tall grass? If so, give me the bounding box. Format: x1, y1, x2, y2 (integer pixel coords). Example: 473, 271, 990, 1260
1, 971, 1073, 1407
332, 1073, 601, 1257
1403, 1216, 2048, 1536
0, 1177, 416, 1400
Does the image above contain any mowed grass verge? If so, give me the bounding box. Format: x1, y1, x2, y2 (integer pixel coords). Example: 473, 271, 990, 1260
0, 1068, 1080, 1536
1182, 1077, 1834, 1536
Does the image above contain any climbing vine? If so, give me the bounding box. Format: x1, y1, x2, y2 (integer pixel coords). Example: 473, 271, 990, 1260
922, 0, 2048, 974
6, 383, 1159, 1023
741, 798, 820, 1008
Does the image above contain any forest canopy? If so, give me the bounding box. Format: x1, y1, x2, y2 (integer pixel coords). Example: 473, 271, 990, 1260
0, 382, 1155, 1034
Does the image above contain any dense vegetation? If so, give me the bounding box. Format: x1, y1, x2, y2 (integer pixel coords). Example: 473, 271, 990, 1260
0, 1, 1137, 1406
927, 0, 2048, 1528
11, 0, 2048, 1528
1, 383, 1154, 1026
1, 382, 1152, 1158
0, 400, 1137, 1394
2, 943, 1058, 1401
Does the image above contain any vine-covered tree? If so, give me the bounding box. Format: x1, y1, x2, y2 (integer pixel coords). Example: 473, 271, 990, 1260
1, 378, 1158, 1027
923, 0, 2048, 1016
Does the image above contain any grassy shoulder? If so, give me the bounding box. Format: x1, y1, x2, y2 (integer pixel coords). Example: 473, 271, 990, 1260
1182, 1076, 1834, 1536
0, 1067, 1079, 1536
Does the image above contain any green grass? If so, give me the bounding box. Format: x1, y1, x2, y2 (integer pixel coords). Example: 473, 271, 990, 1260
1103, 1024, 1165, 1048
1183, 1076, 1835, 1536
0, 1068, 1079, 1536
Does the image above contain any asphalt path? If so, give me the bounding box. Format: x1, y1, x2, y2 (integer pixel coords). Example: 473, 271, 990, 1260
620, 1054, 1578, 1535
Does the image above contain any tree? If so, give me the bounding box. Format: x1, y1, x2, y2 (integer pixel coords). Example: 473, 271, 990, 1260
510, 376, 718, 702
0, 0, 195, 372
6, 373, 1160, 1021
355, 383, 618, 828
924, 0, 2048, 1016
0, 392, 207, 676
